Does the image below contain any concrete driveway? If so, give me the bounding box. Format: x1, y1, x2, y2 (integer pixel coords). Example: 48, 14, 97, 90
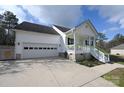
0, 57, 123, 87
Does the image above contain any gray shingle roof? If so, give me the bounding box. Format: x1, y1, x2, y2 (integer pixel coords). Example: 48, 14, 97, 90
15, 21, 70, 34
54, 25, 70, 32
111, 44, 124, 49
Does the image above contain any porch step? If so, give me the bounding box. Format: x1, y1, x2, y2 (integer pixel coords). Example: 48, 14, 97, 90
90, 47, 110, 63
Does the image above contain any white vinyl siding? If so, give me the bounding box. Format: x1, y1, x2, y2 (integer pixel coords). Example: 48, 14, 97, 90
111, 49, 124, 55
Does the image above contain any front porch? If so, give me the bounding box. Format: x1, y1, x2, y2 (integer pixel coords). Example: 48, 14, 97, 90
65, 27, 110, 63
65, 27, 96, 61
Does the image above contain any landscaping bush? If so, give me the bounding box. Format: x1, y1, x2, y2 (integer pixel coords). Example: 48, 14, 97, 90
77, 56, 103, 67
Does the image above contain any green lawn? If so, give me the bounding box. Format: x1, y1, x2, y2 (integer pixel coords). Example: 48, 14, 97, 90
102, 68, 124, 87
116, 62, 124, 65
110, 55, 124, 62
110, 55, 124, 65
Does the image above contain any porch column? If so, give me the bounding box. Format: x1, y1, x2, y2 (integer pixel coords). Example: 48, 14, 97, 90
88, 36, 91, 47
73, 29, 76, 61
93, 37, 96, 48
73, 29, 76, 52
88, 36, 91, 52
65, 36, 67, 50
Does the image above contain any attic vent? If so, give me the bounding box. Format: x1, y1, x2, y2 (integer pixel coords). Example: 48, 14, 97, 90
85, 24, 89, 28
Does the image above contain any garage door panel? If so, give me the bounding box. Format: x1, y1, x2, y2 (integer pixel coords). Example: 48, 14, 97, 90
22, 43, 59, 59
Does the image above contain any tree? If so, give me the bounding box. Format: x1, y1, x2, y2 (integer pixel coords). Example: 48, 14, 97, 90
0, 26, 6, 45
98, 32, 108, 41
0, 11, 19, 45
113, 33, 123, 41
108, 33, 124, 49
96, 32, 109, 52
2, 11, 18, 29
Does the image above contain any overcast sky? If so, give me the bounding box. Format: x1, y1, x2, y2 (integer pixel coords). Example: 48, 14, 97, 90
0, 5, 124, 40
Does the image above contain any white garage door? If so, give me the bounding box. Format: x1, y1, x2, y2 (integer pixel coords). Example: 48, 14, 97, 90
22, 43, 59, 59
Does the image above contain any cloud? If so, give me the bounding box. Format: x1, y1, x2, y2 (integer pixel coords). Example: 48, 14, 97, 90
0, 5, 28, 22
88, 5, 124, 28
0, 5, 83, 27
102, 27, 120, 34
22, 5, 83, 27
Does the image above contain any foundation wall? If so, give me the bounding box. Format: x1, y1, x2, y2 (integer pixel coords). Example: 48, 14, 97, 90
68, 52, 92, 62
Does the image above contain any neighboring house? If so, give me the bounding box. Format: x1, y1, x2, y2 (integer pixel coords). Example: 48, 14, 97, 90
111, 44, 124, 55
14, 20, 110, 63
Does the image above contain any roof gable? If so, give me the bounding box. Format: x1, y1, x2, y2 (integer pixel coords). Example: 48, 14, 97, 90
75, 20, 98, 36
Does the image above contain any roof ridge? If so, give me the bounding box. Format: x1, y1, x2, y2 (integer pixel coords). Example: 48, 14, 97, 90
53, 24, 70, 29
53, 25, 70, 32
14, 21, 70, 34
112, 43, 124, 49
75, 19, 89, 28
21, 21, 51, 28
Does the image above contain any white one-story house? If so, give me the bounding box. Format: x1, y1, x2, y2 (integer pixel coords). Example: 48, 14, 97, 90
111, 44, 124, 56
14, 20, 110, 63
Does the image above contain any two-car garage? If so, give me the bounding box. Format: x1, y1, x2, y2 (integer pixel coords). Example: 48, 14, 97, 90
22, 43, 59, 59
14, 21, 69, 59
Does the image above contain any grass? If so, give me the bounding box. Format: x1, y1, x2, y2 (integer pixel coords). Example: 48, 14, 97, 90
102, 68, 124, 87
110, 55, 124, 62
116, 62, 124, 65
110, 55, 124, 65
78, 57, 103, 67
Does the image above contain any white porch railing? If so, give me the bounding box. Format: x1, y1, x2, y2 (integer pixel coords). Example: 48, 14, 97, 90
67, 45, 74, 50
67, 45, 91, 53
90, 47, 110, 63
66, 45, 75, 53
66, 45, 110, 63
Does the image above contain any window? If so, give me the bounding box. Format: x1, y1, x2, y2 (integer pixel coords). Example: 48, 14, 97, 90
29, 47, 33, 49
18, 42, 20, 45
116, 53, 120, 55
47, 48, 50, 49
24, 47, 28, 49
68, 38, 74, 45
43, 48, 46, 49
91, 41, 94, 46
85, 40, 89, 45
85, 24, 89, 28
34, 47, 38, 49
54, 48, 57, 50
51, 48, 53, 50
39, 47, 42, 49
